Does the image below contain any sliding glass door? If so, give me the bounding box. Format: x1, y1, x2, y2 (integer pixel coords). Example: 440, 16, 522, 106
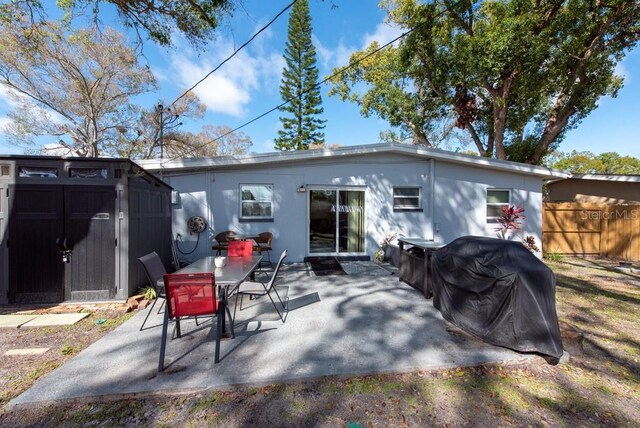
309, 189, 365, 254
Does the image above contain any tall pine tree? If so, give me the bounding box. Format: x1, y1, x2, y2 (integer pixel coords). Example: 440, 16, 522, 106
275, 0, 325, 150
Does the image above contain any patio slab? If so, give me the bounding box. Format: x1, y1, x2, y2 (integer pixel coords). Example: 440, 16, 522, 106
10, 265, 530, 407
0, 314, 39, 328
4, 348, 51, 356
20, 313, 90, 327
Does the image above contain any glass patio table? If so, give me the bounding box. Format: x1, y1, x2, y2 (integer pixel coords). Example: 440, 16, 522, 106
175, 255, 262, 362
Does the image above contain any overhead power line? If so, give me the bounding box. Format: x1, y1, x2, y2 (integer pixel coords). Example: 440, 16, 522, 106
162, 0, 464, 164
169, 0, 298, 109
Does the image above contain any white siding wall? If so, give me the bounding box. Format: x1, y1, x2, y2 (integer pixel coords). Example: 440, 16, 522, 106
163, 153, 543, 263
434, 163, 543, 250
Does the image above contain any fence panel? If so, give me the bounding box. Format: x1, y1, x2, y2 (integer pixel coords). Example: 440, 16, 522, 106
602, 205, 640, 261
543, 203, 639, 261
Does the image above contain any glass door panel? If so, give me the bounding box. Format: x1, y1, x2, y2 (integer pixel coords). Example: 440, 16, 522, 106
338, 191, 365, 252
309, 189, 365, 254
309, 190, 336, 253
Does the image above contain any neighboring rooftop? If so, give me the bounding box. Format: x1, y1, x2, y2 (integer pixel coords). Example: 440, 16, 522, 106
567, 174, 640, 182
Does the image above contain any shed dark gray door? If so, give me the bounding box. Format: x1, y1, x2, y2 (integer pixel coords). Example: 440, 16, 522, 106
64, 186, 116, 300
8, 184, 116, 303
8, 185, 65, 303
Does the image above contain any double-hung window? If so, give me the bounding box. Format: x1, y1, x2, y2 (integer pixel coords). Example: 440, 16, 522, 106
393, 187, 421, 211
486, 189, 511, 222
240, 184, 273, 220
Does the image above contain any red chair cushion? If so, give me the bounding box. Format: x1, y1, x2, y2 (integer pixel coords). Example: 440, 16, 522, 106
228, 240, 253, 257
164, 273, 218, 317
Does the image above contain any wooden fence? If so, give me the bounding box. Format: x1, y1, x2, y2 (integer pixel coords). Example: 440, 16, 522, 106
543, 203, 640, 261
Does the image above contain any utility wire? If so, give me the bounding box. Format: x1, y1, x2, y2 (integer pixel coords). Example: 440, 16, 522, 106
169, 0, 298, 109
162, 0, 463, 165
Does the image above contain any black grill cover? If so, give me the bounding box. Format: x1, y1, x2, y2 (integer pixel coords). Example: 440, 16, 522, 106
432, 236, 563, 360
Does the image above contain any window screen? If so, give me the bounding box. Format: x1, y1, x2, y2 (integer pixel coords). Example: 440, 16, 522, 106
393, 187, 421, 210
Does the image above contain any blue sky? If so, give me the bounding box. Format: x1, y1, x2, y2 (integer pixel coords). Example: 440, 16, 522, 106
0, 0, 638, 158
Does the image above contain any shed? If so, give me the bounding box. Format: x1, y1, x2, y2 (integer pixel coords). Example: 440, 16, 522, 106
0, 156, 172, 304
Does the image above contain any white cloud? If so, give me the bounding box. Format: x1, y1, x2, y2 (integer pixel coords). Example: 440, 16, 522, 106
314, 34, 333, 69
314, 20, 404, 71
167, 34, 284, 117
150, 65, 169, 83
313, 34, 356, 70
0, 86, 66, 126
0, 115, 11, 131
0, 86, 22, 108
41, 143, 74, 156
615, 62, 630, 82
334, 43, 355, 69
362, 21, 404, 49
260, 138, 275, 153
172, 55, 251, 116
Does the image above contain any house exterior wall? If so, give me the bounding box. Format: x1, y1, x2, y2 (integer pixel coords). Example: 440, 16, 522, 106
547, 179, 640, 204
434, 163, 543, 247
163, 152, 544, 263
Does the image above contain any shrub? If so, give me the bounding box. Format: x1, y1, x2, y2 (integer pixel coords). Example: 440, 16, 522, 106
138, 286, 157, 300
522, 235, 540, 252
544, 252, 565, 263
375, 231, 402, 263
61, 344, 75, 355
495, 205, 526, 239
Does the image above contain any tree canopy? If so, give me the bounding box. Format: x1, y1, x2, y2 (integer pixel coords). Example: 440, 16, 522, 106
0, 18, 155, 157
0, 0, 235, 48
275, 0, 326, 150
545, 150, 640, 174
329, 0, 639, 164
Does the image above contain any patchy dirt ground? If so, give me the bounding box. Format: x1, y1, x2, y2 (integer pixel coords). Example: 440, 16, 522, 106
0, 257, 639, 427
0, 304, 134, 409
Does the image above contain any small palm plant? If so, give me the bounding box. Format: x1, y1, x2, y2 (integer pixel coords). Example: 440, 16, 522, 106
374, 232, 402, 263
139, 286, 157, 300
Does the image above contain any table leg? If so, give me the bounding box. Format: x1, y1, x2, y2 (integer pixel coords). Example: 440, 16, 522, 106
398, 240, 405, 283
219, 286, 228, 337
218, 285, 235, 339
224, 303, 235, 338
426, 250, 433, 299
215, 311, 222, 363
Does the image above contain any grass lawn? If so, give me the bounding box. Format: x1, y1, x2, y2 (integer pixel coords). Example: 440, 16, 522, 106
0, 257, 638, 427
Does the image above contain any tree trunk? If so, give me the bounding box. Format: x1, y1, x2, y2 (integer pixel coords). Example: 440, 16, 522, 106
466, 123, 487, 157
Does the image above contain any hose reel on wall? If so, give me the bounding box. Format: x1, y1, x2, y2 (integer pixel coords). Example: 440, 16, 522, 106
187, 216, 207, 234
176, 216, 208, 255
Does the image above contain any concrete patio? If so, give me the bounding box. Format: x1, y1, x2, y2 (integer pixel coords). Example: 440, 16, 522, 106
10, 263, 529, 407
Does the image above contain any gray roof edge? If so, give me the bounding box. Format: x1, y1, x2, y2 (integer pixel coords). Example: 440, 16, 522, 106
0, 154, 172, 189
566, 173, 640, 182
135, 143, 570, 179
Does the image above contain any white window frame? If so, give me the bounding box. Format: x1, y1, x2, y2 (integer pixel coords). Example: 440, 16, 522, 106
393, 186, 422, 211
239, 184, 274, 220
486, 188, 511, 222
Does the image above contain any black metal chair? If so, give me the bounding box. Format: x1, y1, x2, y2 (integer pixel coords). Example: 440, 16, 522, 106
171, 236, 189, 271
233, 249, 288, 323
212, 230, 237, 255
253, 232, 273, 267
137, 251, 168, 331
